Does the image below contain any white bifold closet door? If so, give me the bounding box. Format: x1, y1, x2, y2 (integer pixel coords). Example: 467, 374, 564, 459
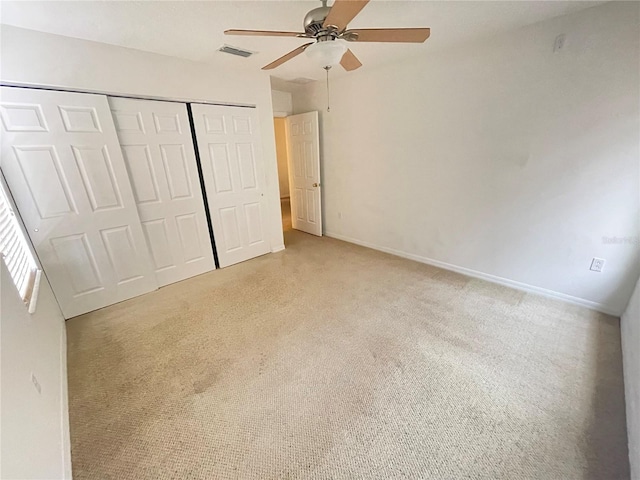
0, 86, 157, 319
109, 97, 215, 286
191, 104, 270, 268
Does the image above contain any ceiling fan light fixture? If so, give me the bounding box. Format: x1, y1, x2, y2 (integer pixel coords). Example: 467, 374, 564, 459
305, 39, 348, 68
226, 0, 431, 72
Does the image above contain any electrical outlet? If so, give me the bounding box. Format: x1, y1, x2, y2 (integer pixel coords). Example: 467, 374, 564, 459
31, 373, 42, 394
590, 257, 605, 273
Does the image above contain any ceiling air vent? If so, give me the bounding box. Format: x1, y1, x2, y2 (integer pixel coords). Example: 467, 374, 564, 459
218, 44, 254, 58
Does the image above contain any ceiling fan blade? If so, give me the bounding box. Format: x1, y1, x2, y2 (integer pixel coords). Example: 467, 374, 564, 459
225, 29, 307, 38
344, 28, 431, 43
323, 0, 370, 32
262, 43, 314, 70
340, 49, 362, 71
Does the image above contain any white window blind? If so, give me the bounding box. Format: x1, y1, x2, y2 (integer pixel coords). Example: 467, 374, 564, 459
0, 177, 41, 313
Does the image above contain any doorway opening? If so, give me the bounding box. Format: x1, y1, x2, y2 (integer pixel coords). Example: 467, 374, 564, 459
273, 117, 292, 233
273, 112, 322, 242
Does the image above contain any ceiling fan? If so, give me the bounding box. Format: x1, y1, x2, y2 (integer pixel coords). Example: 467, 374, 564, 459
224, 0, 431, 72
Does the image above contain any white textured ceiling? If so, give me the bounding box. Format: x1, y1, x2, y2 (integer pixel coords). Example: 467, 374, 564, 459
0, 1, 606, 81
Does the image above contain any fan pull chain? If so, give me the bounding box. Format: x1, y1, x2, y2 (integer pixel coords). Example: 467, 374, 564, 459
325, 66, 331, 113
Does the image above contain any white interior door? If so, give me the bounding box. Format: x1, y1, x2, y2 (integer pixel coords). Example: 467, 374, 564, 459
190, 104, 270, 268
0, 87, 157, 318
286, 111, 322, 236
109, 97, 215, 286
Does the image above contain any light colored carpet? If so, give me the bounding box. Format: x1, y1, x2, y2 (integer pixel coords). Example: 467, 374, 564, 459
66, 230, 629, 479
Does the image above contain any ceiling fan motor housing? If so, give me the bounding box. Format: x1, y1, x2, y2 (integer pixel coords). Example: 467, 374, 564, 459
304, 6, 333, 36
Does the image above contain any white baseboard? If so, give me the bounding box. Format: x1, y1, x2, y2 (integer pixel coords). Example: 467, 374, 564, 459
60, 328, 72, 479
324, 231, 622, 316
271, 244, 285, 253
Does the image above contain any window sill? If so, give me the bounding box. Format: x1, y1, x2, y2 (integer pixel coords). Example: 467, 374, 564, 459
24, 269, 42, 314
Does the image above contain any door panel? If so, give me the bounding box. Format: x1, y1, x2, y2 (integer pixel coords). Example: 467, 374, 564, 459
160, 144, 192, 199
13, 145, 75, 218
122, 145, 160, 203
210, 144, 233, 192
0, 86, 157, 318
109, 97, 215, 286
142, 219, 173, 270
73, 146, 123, 211
100, 225, 145, 283
191, 104, 270, 267
50, 233, 103, 295
175, 213, 203, 262
245, 202, 264, 245
220, 207, 242, 251
285, 111, 322, 236
59, 106, 102, 133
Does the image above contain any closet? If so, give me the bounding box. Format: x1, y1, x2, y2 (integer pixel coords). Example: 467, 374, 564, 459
191, 104, 270, 268
0, 86, 271, 318
109, 97, 214, 286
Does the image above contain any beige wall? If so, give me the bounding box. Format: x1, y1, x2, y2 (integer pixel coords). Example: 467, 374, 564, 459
292, 2, 640, 315
272, 89, 293, 118
1, 260, 72, 479
274, 118, 290, 199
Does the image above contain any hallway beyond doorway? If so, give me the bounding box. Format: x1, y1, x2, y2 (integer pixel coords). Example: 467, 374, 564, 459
281, 198, 291, 232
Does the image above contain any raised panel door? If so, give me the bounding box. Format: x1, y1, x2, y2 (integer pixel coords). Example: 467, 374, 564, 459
109, 97, 214, 286
286, 111, 321, 236
0, 86, 157, 318
191, 104, 270, 267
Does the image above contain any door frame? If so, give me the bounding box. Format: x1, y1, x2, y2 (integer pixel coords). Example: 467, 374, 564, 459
1, 81, 255, 109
